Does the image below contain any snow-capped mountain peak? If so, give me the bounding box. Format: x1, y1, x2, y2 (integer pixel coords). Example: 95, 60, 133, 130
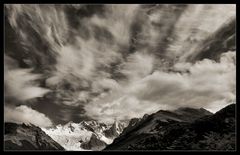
41, 120, 128, 151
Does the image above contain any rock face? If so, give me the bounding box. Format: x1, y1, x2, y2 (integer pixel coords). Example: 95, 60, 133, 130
42, 120, 127, 151
105, 104, 236, 150
4, 122, 64, 150
81, 133, 107, 151
104, 121, 126, 138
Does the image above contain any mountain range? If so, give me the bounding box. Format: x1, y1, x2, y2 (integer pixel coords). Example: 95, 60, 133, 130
41, 120, 128, 151
4, 104, 235, 151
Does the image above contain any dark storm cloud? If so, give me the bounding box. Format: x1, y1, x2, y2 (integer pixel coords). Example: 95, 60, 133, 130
4, 4, 236, 124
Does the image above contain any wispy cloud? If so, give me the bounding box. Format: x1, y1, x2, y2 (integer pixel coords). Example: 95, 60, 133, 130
4, 55, 50, 102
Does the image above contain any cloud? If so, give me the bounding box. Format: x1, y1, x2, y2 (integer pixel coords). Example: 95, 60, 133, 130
130, 51, 236, 111
164, 4, 236, 61
4, 105, 53, 127
119, 52, 154, 82
89, 4, 140, 46
84, 95, 162, 123
5, 69, 50, 101
5, 4, 68, 47
4, 55, 50, 102
84, 51, 236, 122
92, 78, 120, 93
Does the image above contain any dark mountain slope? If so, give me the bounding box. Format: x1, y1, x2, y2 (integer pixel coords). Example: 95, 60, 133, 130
4, 122, 64, 150
105, 104, 235, 150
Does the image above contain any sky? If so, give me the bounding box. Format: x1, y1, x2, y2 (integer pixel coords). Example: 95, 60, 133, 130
4, 4, 236, 127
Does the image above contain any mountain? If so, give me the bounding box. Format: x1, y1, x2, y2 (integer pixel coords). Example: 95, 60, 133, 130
42, 120, 127, 151
120, 114, 149, 136
4, 122, 64, 150
109, 107, 212, 146
104, 120, 127, 138
105, 105, 236, 150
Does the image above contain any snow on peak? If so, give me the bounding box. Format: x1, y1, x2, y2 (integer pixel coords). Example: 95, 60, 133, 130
41, 120, 127, 151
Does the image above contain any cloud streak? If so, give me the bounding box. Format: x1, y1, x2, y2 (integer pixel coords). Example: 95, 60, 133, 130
5, 68, 50, 101
4, 55, 50, 102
